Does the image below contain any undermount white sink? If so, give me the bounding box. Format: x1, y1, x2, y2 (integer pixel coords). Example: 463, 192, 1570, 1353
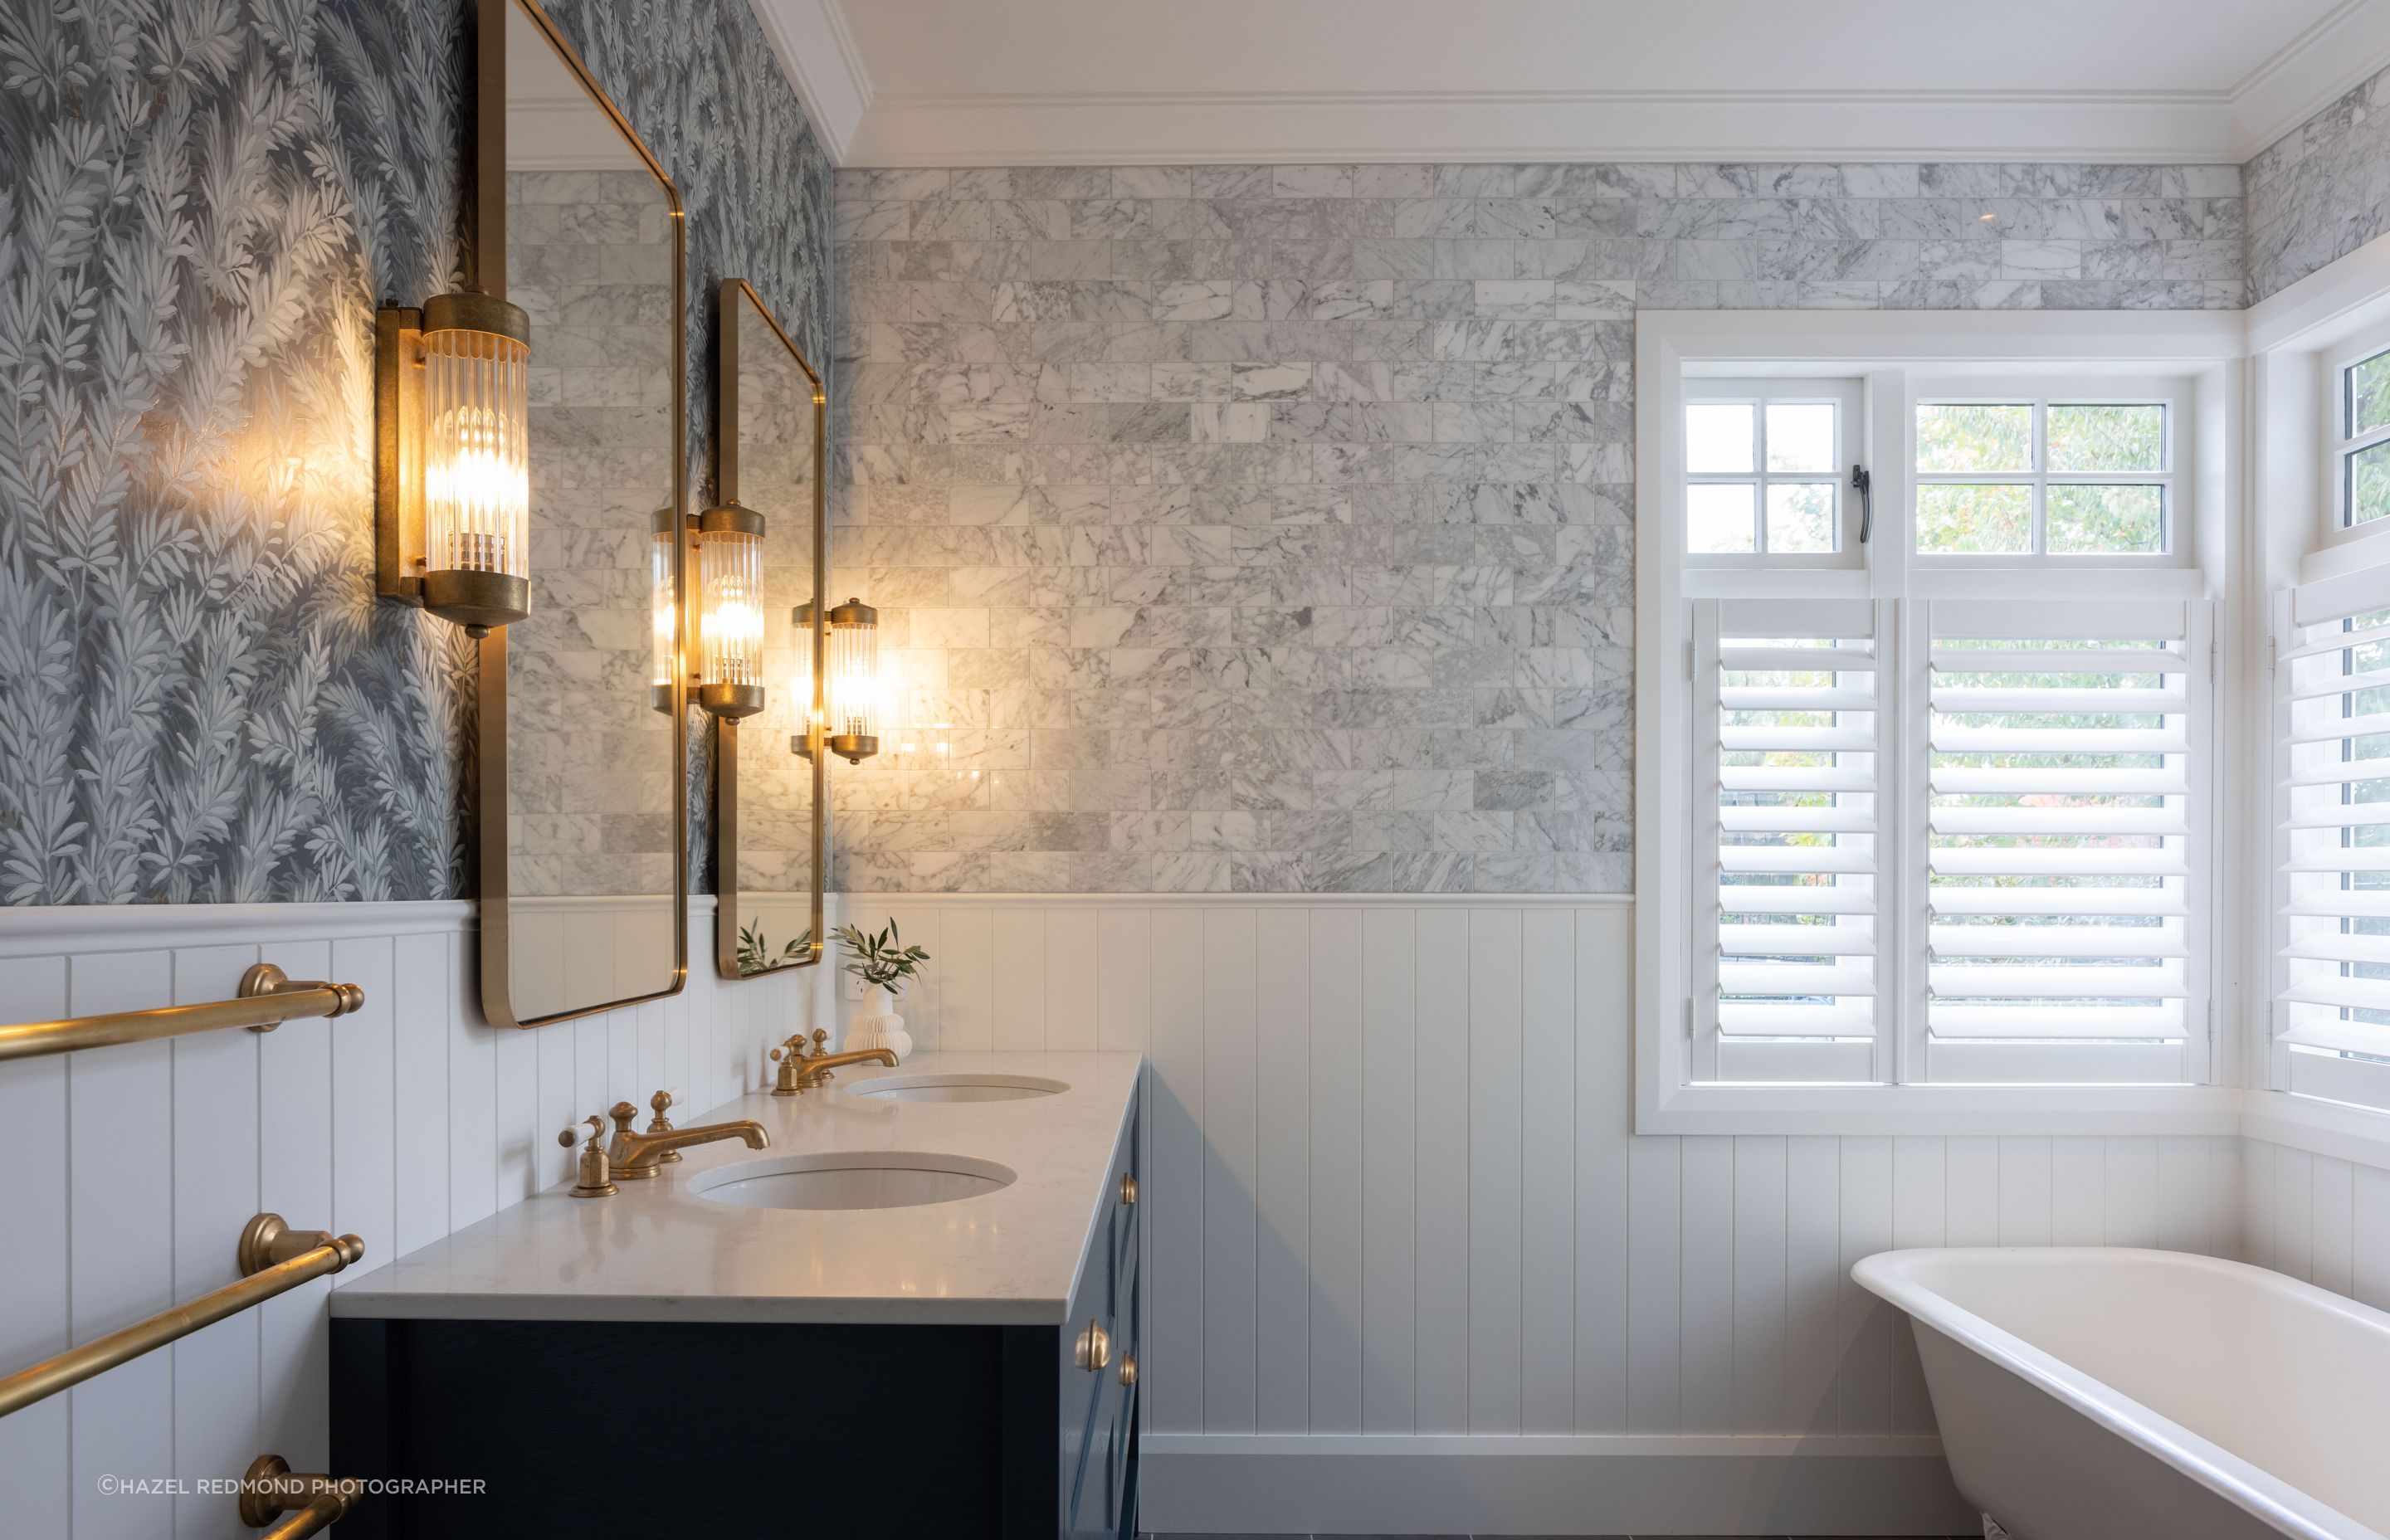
686, 1152, 1016, 1211
849, 1072, 1070, 1104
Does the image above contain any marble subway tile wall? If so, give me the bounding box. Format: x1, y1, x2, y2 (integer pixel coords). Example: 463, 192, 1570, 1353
2246, 61, 2390, 303
831, 162, 2244, 894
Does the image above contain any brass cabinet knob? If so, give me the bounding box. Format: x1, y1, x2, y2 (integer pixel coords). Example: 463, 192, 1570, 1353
1074, 1319, 1110, 1372
1119, 1173, 1138, 1206
1118, 1352, 1138, 1387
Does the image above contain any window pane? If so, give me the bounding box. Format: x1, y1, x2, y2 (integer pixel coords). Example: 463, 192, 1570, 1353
1687, 403, 1754, 472
1688, 482, 1758, 553
2352, 348, 2390, 438
1917, 402, 2032, 473
2047, 404, 2164, 472
2350, 441, 2390, 527
1765, 402, 1836, 472
1765, 482, 1837, 552
2047, 485, 2163, 553
1917, 483, 2031, 553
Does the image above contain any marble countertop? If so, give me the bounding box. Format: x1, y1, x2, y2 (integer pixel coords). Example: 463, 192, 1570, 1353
329, 1050, 1144, 1326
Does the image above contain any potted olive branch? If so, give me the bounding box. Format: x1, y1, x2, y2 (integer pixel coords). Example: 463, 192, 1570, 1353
835, 919, 929, 1059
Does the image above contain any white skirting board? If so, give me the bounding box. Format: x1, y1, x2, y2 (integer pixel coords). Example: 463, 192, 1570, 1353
1139, 1435, 1976, 1536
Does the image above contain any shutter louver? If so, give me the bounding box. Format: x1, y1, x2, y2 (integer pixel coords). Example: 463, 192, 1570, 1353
2278, 593, 2390, 1064
1921, 602, 2204, 1074
1696, 599, 1885, 1081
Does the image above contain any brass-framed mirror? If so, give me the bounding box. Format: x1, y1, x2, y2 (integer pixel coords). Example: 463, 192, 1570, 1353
473, 0, 688, 1028
710, 279, 827, 979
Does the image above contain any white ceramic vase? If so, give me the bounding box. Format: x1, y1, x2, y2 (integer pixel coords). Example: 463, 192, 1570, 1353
846, 984, 913, 1060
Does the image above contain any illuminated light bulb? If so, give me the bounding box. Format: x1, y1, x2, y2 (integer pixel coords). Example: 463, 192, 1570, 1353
695, 505, 767, 719
417, 292, 533, 635
649, 510, 677, 714
822, 597, 880, 763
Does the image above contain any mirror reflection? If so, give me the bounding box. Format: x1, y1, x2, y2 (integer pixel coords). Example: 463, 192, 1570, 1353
500, 0, 682, 1021
720, 280, 824, 977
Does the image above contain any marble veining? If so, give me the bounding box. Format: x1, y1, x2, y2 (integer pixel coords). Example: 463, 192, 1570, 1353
329, 1050, 1142, 1324
832, 161, 2242, 894
2246, 62, 2390, 303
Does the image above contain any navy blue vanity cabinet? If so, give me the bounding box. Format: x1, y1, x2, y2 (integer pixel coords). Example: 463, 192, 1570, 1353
329, 1086, 1141, 1540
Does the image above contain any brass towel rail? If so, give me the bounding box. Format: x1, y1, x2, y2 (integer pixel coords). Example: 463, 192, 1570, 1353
0, 962, 365, 1064
0, 1215, 364, 1420
240, 1454, 358, 1538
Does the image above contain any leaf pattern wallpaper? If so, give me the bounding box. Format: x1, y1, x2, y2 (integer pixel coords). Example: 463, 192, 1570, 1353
0, 0, 834, 904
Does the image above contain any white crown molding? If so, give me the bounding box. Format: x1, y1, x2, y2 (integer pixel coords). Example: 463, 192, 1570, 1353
2231, 0, 2390, 157
748, 0, 871, 165
818, 0, 2390, 169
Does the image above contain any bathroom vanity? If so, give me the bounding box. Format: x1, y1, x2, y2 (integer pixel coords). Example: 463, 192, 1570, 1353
327, 1051, 1144, 1539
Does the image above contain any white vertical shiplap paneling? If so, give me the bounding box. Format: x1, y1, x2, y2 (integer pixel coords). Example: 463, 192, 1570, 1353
1199, 907, 1260, 1433
1305, 908, 1363, 1434
1412, 907, 1471, 1435
1147, 907, 1206, 1435
1254, 909, 1310, 1434
0, 957, 70, 1539
1358, 906, 1417, 1433
0, 899, 816, 1540
1466, 907, 1524, 1434
1573, 906, 1630, 1434
1518, 907, 1574, 1433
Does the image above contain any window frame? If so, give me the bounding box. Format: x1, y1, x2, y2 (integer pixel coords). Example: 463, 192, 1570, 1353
1910, 381, 2188, 568
2323, 335, 2390, 549
1681, 377, 1866, 568
1636, 309, 2245, 1136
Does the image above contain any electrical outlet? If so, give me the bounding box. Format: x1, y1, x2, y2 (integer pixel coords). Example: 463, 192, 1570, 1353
842, 972, 864, 1001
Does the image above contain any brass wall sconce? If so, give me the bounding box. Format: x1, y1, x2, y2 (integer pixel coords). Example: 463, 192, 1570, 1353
650, 508, 680, 714
694, 504, 768, 719
790, 597, 880, 763
374, 291, 534, 636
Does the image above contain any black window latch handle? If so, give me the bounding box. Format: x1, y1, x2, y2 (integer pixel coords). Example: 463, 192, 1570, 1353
1851, 465, 1873, 544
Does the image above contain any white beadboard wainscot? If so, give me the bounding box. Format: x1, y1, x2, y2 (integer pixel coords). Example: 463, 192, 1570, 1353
2239, 1136, 2390, 1309
836, 891, 2247, 1536
0, 897, 825, 1540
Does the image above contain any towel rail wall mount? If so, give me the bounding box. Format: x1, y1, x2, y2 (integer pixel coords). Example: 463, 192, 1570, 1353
0, 962, 366, 1064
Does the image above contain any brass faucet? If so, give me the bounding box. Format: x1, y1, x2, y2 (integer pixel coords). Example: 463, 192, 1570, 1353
770, 1028, 898, 1095
605, 1096, 768, 1178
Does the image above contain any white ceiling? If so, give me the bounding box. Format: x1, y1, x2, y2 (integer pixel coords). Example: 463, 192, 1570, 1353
751, 0, 2390, 168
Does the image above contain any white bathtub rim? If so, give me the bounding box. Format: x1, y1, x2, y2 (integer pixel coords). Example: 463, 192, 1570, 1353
1853, 1246, 2390, 1540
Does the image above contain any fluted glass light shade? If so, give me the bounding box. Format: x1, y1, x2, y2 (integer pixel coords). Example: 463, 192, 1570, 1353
823, 597, 880, 763
417, 290, 532, 635
790, 602, 822, 760
650, 509, 677, 714
696, 504, 766, 719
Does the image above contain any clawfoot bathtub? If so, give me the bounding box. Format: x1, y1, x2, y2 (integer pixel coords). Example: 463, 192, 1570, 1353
1855, 1247, 2390, 1540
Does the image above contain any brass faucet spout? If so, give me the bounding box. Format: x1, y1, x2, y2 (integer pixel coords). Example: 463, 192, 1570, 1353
606, 1104, 768, 1178
770, 1031, 901, 1094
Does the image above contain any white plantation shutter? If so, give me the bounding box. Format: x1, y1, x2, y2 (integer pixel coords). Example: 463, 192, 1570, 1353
1694, 598, 1890, 1083
2275, 574, 2390, 1109
1912, 599, 2210, 1084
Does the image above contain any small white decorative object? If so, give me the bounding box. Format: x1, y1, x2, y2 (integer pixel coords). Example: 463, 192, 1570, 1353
845, 983, 912, 1060
833, 918, 929, 1062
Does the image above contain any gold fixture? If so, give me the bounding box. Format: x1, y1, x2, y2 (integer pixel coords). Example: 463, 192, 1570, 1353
466, 0, 690, 1035
695, 504, 768, 719
238, 1454, 358, 1538
769, 1028, 899, 1094
604, 1099, 768, 1177
822, 597, 881, 763
0, 1214, 363, 1419
1075, 1319, 1111, 1372
559, 1115, 615, 1197
1119, 1173, 1138, 1207
644, 1087, 684, 1162
711, 276, 827, 984
0, 963, 365, 1065
651, 508, 681, 714
374, 290, 534, 636
1118, 1352, 1138, 1388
